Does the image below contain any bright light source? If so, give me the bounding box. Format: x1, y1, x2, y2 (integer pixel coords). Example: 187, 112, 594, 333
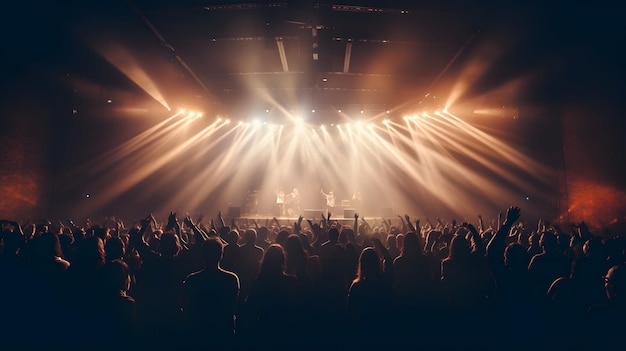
322, 77, 328, 82
179, 109, 186, 114
360, 110, 364, 114
196, 112, 203, 117
311, 109, 316, 113
403, 116, 409, 121
266, 109, 270, 113
338, 109, 342, 113
355, 121, 363, 127
107, 99, 112, 104
225, 119, 231, 124
217, 117, 223, 122
422, 113, 428, 117
386, 110, 390, 114
383, 119, 390, 124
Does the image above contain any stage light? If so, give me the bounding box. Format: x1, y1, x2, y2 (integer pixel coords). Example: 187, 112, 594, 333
225, 119, 231, 124
403, 116, 409, 121
386, 110, 390, 114
217, 117, 223, 122
266, 109, 270, 113
360, 110, 364, 114
338, 109, 342, 113
311, 109, 316, 113
179, 109, 186, 114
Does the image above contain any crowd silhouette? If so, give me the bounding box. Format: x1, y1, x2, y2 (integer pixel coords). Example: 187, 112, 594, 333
1, 206, 625, 350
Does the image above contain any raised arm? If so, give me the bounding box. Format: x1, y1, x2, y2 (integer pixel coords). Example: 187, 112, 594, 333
464, 222, 485, 256
487, 206, 521, 276
184, 215, 208, 243
398, 215, 407, 234
477, 214, 484, 233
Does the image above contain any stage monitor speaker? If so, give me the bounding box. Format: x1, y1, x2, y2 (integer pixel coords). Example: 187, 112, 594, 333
228, 207, 241, 218
381, 207, 393, 218
344, 208, 356, 218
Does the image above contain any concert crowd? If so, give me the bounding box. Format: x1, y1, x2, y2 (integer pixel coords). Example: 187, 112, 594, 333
1, 206, 625, 350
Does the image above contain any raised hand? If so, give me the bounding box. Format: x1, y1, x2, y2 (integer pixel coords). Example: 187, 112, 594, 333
183, 216, 194, 227
504, 206, 521, 225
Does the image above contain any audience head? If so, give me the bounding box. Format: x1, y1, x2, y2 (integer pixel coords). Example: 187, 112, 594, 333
605, 264, 626, 304
540, 231, 558, 252
260, 244, 286, 276
159, 232, 181, 258
76, 235, 106, 269
202, 237, 224, 267
243, 228, 257, 246
338, 228, 349, 245
33, 232, 64, 260
448, 235, 471, 260
226, 230, 239, 245
504, 243, 529, 271
275, 230, 290, 247
529, 232, 540, 247
355, 247, 382, 283
401, 232, 420, 256
101, 259, 131, 293
105, 237, 125, 261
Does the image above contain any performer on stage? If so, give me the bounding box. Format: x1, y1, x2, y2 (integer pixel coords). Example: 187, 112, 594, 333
285, 188, 301, 217
320, 189, 336, 213
275, 187, 286, 216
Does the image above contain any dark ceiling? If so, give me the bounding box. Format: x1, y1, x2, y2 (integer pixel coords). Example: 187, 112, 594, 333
3, 0, 624, 121
3, 0, 526, 122
150, 1, 503, 115
126, 1, 493, 114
